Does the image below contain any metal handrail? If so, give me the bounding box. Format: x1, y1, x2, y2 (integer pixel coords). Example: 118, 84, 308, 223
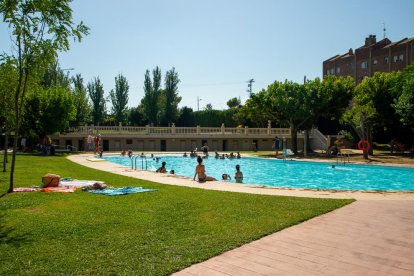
140, 155, 148, 170
131, 155, 138, 169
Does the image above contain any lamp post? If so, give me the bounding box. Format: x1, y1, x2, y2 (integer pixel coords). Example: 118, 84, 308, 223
197, 96, 202, 111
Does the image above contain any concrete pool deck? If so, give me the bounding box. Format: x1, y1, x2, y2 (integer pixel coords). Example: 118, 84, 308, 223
68, 154, 414, 275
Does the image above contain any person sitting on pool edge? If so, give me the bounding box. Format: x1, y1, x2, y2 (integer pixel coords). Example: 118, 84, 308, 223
193, 156, 216, 182
235, 164, 243, 183
156, 161, 167, 173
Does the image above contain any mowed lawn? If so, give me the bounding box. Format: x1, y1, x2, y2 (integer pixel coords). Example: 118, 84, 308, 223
0, 154, 353, 275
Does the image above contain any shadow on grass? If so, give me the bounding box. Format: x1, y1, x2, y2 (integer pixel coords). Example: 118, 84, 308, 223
0, 214, 30, 247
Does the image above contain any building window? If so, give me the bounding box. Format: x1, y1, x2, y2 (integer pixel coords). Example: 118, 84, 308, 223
330, 68, 334, 75
126, 139, 132, 145
361, 61, 368, 69
384, 57, 389, 64
393, 56, 398, 63
399, 54, 404, 61
326, 69, 330, 75
373, 59, 378, 65
336, 67, 340, 74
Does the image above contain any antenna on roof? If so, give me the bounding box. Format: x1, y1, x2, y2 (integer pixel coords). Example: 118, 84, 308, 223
382, 22, 386, 39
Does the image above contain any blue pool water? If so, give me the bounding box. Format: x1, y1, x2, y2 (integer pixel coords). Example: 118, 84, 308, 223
102, 154, 414, 191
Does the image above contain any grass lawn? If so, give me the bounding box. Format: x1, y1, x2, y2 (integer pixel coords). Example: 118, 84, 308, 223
0, 154, 353, 275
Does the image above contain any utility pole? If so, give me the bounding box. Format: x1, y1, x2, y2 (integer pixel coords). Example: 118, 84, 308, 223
247, 79, 255, 96
197, 96, 202, 111
382, 22, 386, 39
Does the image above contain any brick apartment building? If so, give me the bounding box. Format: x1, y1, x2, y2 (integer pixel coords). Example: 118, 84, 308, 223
323, 35, 414, 83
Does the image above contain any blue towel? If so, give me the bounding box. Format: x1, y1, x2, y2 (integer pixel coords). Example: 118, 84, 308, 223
88, 186, 155, 196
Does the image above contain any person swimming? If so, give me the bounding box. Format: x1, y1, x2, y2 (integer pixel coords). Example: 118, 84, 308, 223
222, 173, 231, 180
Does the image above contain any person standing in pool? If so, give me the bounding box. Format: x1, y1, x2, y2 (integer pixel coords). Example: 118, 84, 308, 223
273, 136, 280, 158
193, 156, 216, 182
156, 161, 167, 173
235, 164, 243, 183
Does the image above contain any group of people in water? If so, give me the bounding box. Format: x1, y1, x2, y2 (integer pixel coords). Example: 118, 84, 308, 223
154, 150, 244, 183
118, 143, 244, 183
154, 155, 243, 183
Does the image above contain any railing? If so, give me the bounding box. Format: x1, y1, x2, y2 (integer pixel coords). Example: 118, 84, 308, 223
309, 128, 328, 151
67, 125, 296, 136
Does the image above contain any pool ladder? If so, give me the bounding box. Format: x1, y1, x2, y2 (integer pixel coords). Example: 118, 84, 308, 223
131, 155, 148, 170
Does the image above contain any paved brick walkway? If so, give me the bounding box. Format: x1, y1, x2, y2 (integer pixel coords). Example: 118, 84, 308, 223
175, 200, 414, 276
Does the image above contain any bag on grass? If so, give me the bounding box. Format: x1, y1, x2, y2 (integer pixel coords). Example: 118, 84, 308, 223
42, 173, 61, 187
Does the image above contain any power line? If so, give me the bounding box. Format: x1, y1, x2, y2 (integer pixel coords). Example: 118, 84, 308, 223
181, 81, 246, 88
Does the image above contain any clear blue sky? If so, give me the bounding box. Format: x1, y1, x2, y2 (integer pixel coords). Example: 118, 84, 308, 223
1, 0, 414, 110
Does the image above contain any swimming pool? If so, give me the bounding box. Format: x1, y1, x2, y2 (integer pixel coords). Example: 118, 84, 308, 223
102, 154, 414, 191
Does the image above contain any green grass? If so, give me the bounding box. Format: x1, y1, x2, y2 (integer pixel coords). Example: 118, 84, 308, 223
0, 154, 353, 275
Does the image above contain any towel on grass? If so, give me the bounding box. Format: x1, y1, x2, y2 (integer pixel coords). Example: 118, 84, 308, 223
41, 186, 75, 193
13, 187, 41, 192
88, 186, 155, 196
61, 180, 105, 189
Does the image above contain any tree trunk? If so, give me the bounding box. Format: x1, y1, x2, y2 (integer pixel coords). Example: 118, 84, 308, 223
367, 126, 374, 156
8, 129, 18, 193
3, 131, 8, 172
360, 120, 369, 160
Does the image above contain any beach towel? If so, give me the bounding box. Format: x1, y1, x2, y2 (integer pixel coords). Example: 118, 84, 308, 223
60, 180, 105, 189
88, 186, 155, 196
13, 187, 41, 192
41, 186, 75, 193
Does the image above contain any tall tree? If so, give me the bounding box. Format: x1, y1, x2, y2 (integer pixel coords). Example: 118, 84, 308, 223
88, 77, 106, 125
141, 67, 161, 125
161, 67, 181, 125
109, 74, 129, 124
0, 0, 89, 192
40, 62, 71, 89
71, 74, 91, 126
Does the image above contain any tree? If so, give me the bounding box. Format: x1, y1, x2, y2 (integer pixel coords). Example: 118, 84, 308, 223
126, 106, 144, 126
176, 106, 194, 126
23, 86, 75, 137
141, 67, 161, 125
227, 97, 241, 109
71, 74, 91, 126
109, 74, 129, 124
393, 63, 414, 131
0, 0, 89, 192
88, 77, 106, 125
205, 103, 213, 110
40, 62, 71, 89
160, 67, 181, 126
342, 72, 399, 159
233, 91, 273, 127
